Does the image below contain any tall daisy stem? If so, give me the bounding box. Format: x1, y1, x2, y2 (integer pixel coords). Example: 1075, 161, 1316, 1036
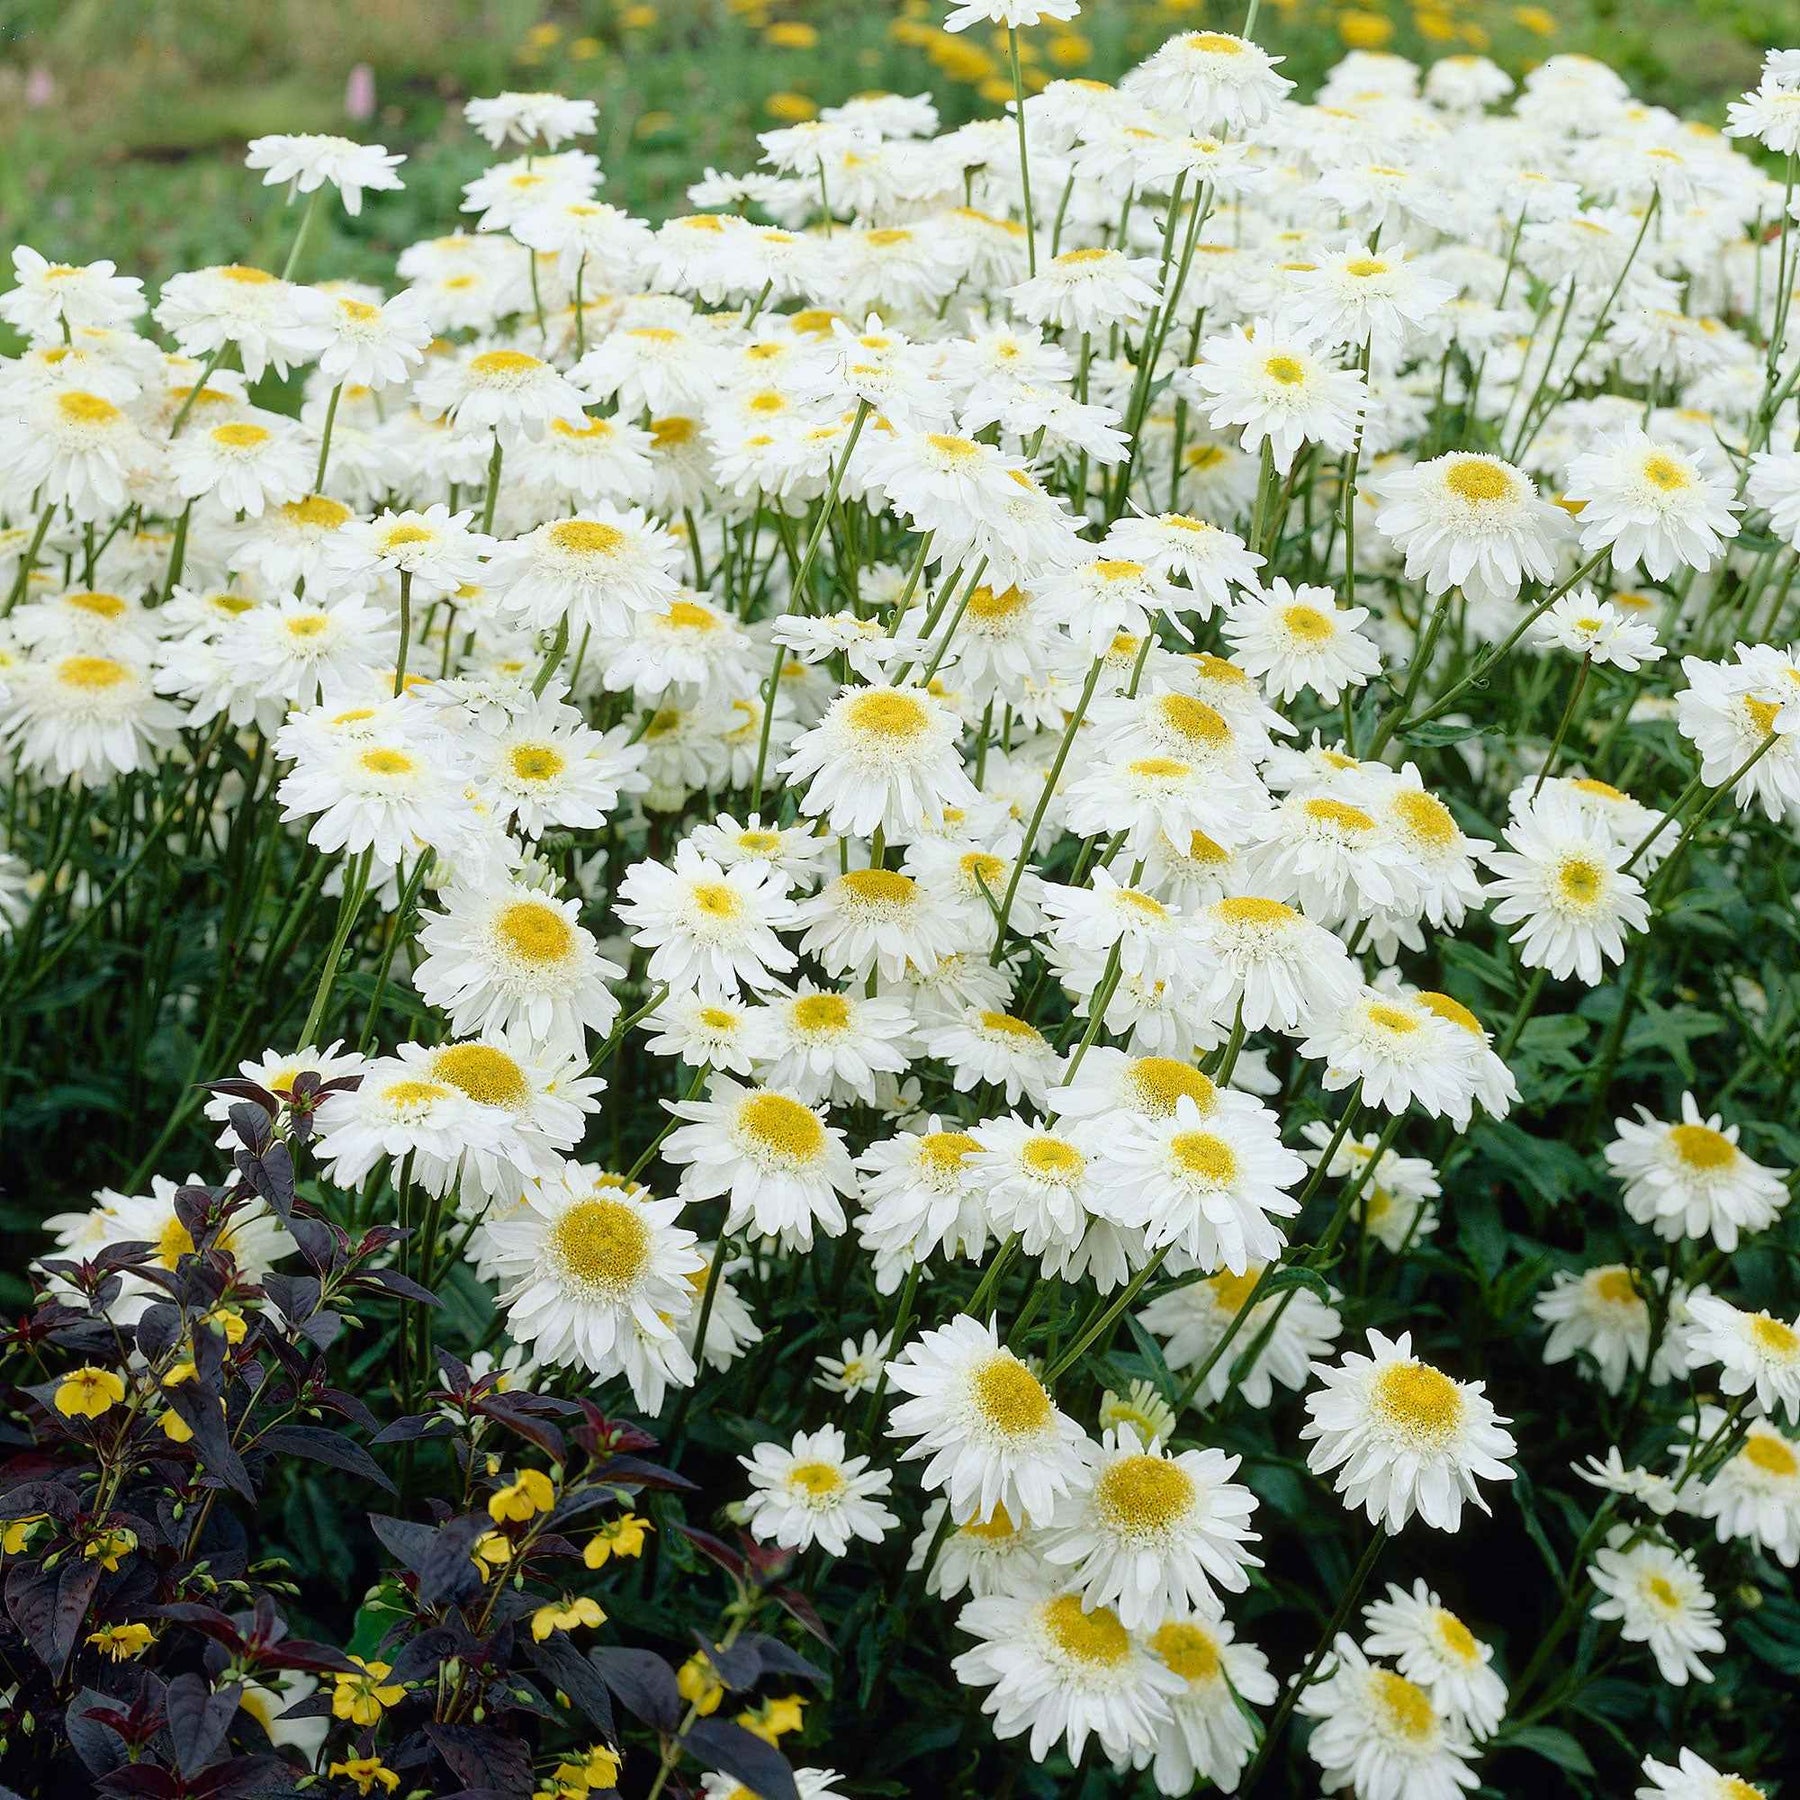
1009, 28, 1037, 276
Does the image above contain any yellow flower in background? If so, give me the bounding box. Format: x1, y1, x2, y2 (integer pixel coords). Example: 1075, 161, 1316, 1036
621, 4, 659, 29
636, 111, 678, 139
1416, 9, 1457, 40
766, 21, 819, 48
1463, 22, 1493, 47
88, 1622, 155, 1661
1048, 33, 1091, 68
1337, 8, 1395, 48
583, 1511, 653, 1568
766, 91, 819, 121
332, 1658, 407, 1726
1513, 4, 1557, 31
736, 1692, 806, 1744
572, 35, 603, 59
890, 17, 935, 45
531, 1594, 607, 1640
676, 1650, 724, 1715
55, 1365, 125, 1418
978, 76, 1014, 104
488, 1467, 556, 1523
526, 21, 562, 47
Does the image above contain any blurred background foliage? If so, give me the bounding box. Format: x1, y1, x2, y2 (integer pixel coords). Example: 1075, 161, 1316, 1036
0, 0, 1785, 289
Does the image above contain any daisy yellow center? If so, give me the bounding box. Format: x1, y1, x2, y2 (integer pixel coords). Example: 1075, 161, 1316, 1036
1555, 856, 1605, 905
978, 1010, 1046, 1045
971, 1355, 1052, 1437
1443, 458, 1513, 501
689, 881, 742, 920
960, 1503, 1017, 1541
1187, 829, 1231, 864
793, 992, 851, 1032
509, 743, 566, 781
495, 901, 575, 965
1644, 1574, 1682, 1610
837, 868, 915, 910
1263, 354, 1306, 385
359, 747, 417, 777
338, 298, 381, 322
1641, 453, 1690, 491
1593, 1267, 1640, 1305
1129, 757, 1191, 784
1749, 1315, 1800, 1358
432, 1043, 530, 1109
1058, 247, 1112, 266
664, 600, 719, 633
1216, 896, 1296, 928
967, 583, 1028, 621
551, 1198, 651, 1292
651, 415, 696, 447
210, 593, 256, 615
1115, 888, 1168, 919
1364, 1001, 1419, 1034
285, 612, 330, 639
56, 655, 130, 691
381, 1078, 453, 1109
787, 1461, 846, 1498
1372, 1669, 1435, 1740
919, 1130, 980, 1174
1418, 990, 1481, 1035
1574, 616, 1603, 632
737, 829, 782, 853
59, 389, 124, 425
1344, 257, 1390, 277
1095, 1454, 1194, 1535
211, 421, 271, 449
550, 518, 627, 556
697, 1006, 738, 1030
1745, 695, 1782, 735
1207, 1267, 1262, 1313
1150, 1620, 1220, 1682
1668, 1122, 1735, 1171
738, 1092, 826, 1163
1126, 1060, 1216, 1124
551, 416, 616, 440
380, 524, 435, 549
1304, 796, 1375, 832
220, 264, 276, 283
1187, 31, 1244, 51
1281, 603, 1334, 642
925, 432, 981, 460
1170, 1130, 1237, 1183
157, 1214, 197, 1268
844, 689, 930, 743
1156, 692, 1232, 747
281, 494, 349, 530
66, 591, 128, 620
960, 852, 1006, 891
1022, 1135, 1084, 1179
1371, 1360, 1463, 1444
1743, 1433, 1799, 1478
1433, 1610, 1479, 1664
469, 349, 547, 379
1391, 789, 1457, 847
1041, 1593, 1131, 1666
1718, 1783, 1766, 1800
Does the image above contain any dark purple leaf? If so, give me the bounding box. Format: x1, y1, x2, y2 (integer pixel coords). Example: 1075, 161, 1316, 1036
165, 1673, 241, 1778
769, 1584, 832, 1649
677, 1525, 748, 1580
681, 1720, 798, 1800
65, 1689, 129, 1777
166, 1385, 254, 1501
356, 1267, 442, 1306
529, 1636, 615, 1737
592, 1647, 682, 1732
49, 1556, 103, 1673
256, 1425, 393, 1494
423, 1724, 532, 1792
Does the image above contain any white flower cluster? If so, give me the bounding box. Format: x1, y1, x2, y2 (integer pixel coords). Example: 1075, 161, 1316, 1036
10, 17, 1800, 1795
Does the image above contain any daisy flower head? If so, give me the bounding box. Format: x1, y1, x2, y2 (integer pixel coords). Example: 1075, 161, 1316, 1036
1302, 1330, 1517, 1532
924, 1006, 1061, 1109
1681, 1294, 1800, 1423
1223, 579, 1383, 704
752, 983, 918, 1107
1374, 451, 1571, 607
488, 508, 684, 639
1483, 788, 1649, 985
330, 504, 495, 602
1534, 1265, 1652, 1394
779, 683, 975, 841
413, 346, 589, 440
1, 247, 144, 338
1007, 247, 1163, 338
856, 1118, 992, 1290
168, 413, 313, 519
793, 865, 960, 983
885, 1314, 1087, 1527
317, 289, 434, 390
245, 134, 405, 216
972, 1116, 1109, 1266
1563, 431, 1741, 581
740, 1424, 897, 1557
943, 0, 1081, 32
1725, 75, 1800, 155
616, 843, 799, 1000
1299, 985, 1475, 1119
0, 650, 185, 786
411, 879, 623, 1050
663, 1075, 858, 1251
951, 1581, 1182, 1768
0, 386, 145, 521
153, 263, 331, 382
1674, 650, 1800, 823
1746, 449, 1800, 552
1188, 319, 1366, 476
1189, 893, 1363, 1034
1296, 1635, 1481, 1800
311, 1057, 507, 1192
1362, 1579, 1507, 1740
481, 1165, 702, 1412
274, 717, 474, 866
912, 1497, 1046, 1602
1041, 1425, 1261, 1629
464, 92, 598, 150
1588, 1533, 1725, 1686
1530, 588, 1665, 669
816, 1329, 887, 1397
1103, 510, 1263, 611
1283, 243, 1456, 355
1605, 1094, 1789, 1252
1138, 1612, 1274, 1797
1124, 31, 1295, 133
1680, 1403, 1800, 1568
1637, 1748, 1770, 1800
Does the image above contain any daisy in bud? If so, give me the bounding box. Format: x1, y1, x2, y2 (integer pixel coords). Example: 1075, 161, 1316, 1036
1362, 1580, 1507, 1740
1224, 579, 1383, 705
1589, 1534, 1725, 1686
1136, 1613, 1274, 1796
1605, 1095, 1789, 1251
1678, 1404, 1800, 1568
245, 134, 405, 216
663, 1076, 858, 1251
1302, 1330, 1517, 1532
1535, 1266, 1653, 1394
1483, 788, 1649, 985
1563, 432, 1741, 580
886, 1315, 1087, 1527
740, 1424, 898, 1556
1637, 1748, 1771, 1800
1041, 1425, 1261, 1629
951, 1582, 1182, 1767
1374, 451, 1570, 607
1297, 1636, 1481, 1800
482, 1165, 701, 1410
1681, 1295, 1800, 1422
1188, 318, 1366, 476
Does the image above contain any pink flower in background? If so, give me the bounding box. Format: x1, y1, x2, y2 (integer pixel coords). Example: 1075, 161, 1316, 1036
25, 66, 55, 108
345, 63, 377, 123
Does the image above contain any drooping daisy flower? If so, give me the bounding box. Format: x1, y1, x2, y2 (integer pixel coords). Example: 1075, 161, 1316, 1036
1681, 1295, 1800, 1423
1535, 1265, 1653, 1394
663, 1076, 858, 1251
911, 1498, 1046, 1602
1529, 589, 1665, 670
1040, 1425, 1261, 1629
1678, 1404, 1800, 1568
739, 1424, 898, 1556
1301, 1330, 1517, 1532
1135, 1613, 1274, 1797
1605, 1094, 1790, 1252
245, 134, 405, 215
886, 1314, 1087, 1527
1588, 1533, 1725, 1686
1362, 1580, 1507, 1740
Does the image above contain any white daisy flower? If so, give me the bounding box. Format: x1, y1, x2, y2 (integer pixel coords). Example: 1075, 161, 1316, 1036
1007, 247, 1163, 337
1564, 432, 1742, 580
1535, 1265, 1653, 1394
748, 983, 918, 1106
414, 346, 589, 439
1224, 579, 1383, 705
793, 866, 961, 983
330, 504, 496, 602
1139, 1264, 1343, 1409
1299, 986, 1475, 1120
923, 1006, 1062, 1109
740, 1424, 898, 1557
310, 1059, 508, 1192
0, 650, 185, 785
245, 133, 405, 216
855, 1119, 992, 1291
616, 843, 800, 1000
1605, 1094, 1790, 1252
1136, 1613, 1274, 1797
1682, 1294, 1800, 1423
1678, 1404, 1800, 1568
1589, 1533, 1725, 1686
1, 246, 144, 337
1529, 589, 1665, 669
1188, 319, 1366, 476
1637, 1747, 1771, 1800
1362, 1579, 1507, 1740
1124, 30, 1294, 133
816, 1329, 887, 1397
681, 1242, 763, 1374
1189, 894, 1363, 1034
488, 508, 685, 639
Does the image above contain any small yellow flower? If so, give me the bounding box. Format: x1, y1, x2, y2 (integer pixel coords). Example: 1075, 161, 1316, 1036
332, 1657, 407, 1726
1337, 7, 1394, 46
736, 1691, 806, 1744
1513, 3, 1556, 32
85, 1527, 137, 1572
163, 1359, 197, 1387
571, 35, 602, 58
328, 1757, 400, 1797
159, 1409, 195, 1444
583, 1512, 652, 1569
2, 1515, 43, 1556
205, 1306, 249, 1345
621, 3, 658, 26
765, 20, 818, 47
531, 1594, 607, 1641
55, 1366, 125, 1419
542, 1742, 622, 1795
87, 1622, 155, 1661
488, 1467, 556, 1523
676, 1650, 724, 1716
765, 91, 818, 122
471, 1529, 514, 1578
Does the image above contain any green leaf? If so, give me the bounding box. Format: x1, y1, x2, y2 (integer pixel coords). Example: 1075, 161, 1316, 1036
1493, 1725, 1594, 1776
1402, 719, 1497, 747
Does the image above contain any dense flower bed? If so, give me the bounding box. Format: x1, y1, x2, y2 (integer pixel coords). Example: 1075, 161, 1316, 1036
3, 9, 1800, 1799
